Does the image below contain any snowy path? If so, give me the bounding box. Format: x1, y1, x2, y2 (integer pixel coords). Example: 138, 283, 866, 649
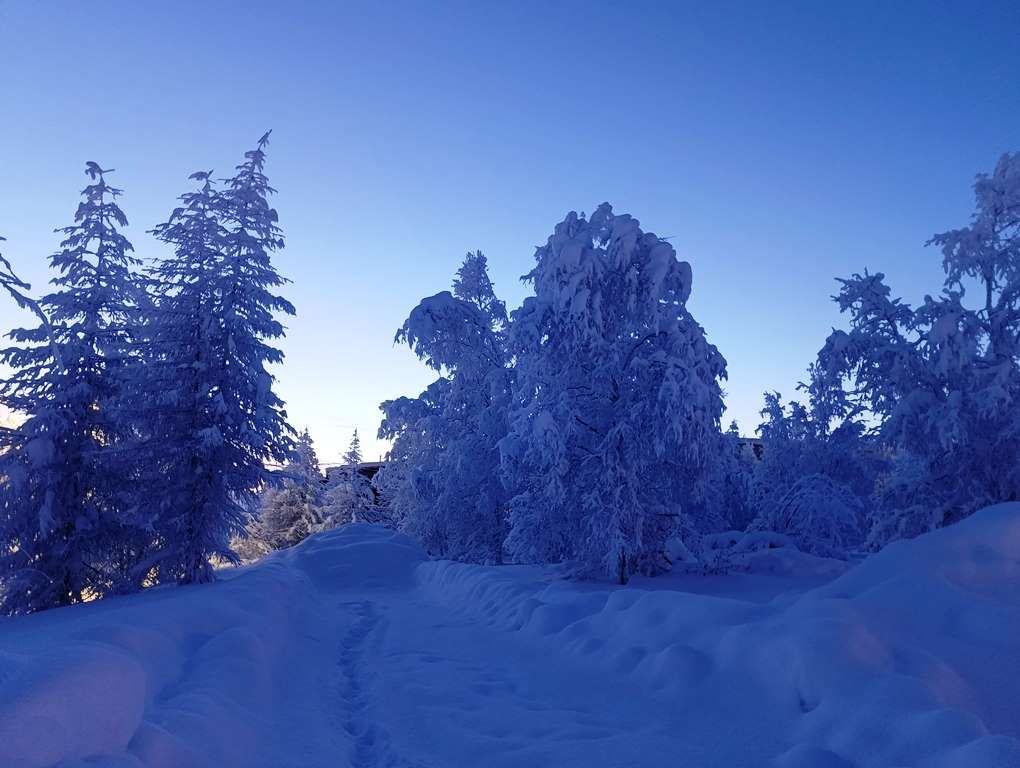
326, 591, 705, 768
2, 516, 1020, 768
308, 589, 685, 767
335, 599, 426, 768
262, 526, 798, 768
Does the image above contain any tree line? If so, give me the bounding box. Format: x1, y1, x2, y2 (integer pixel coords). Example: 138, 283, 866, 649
374, 152, 1020, 581
0, 134, 292, 613
3, 143, 1017, 612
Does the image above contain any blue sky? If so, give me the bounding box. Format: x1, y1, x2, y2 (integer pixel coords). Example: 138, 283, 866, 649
1, 1, 1018, 463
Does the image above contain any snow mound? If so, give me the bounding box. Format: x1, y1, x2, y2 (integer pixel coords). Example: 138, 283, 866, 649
415, 503, 1020, 767
1, 510, 1018, 767
281, 522, 426, 590
0, 524, 426, 768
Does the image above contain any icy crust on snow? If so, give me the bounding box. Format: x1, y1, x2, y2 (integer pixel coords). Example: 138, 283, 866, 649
414, 504, 1020, 768
0, 524, 421, 768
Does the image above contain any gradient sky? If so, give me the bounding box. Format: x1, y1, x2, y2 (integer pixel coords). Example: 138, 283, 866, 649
1, 1, 1018, 464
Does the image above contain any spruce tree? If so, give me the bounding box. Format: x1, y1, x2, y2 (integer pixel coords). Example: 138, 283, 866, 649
0, 164, 146, 613
322, 429, 376, 526
136, 134, 294, 584
128, 169, 230, 583
260, 429, 322, 548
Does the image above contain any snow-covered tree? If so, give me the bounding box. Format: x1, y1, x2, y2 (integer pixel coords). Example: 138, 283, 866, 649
0, 237, 64, 369
0, 165, 147, 613
132, 134, 295, 584
696, 422, 756, 534
750, 474, 865, 559
260, 429, 322, 549
378, 252, 511, 561
750, 391, 878, 536
453, 250, 508, 332
500, 204, 727, 583
321, 429, 377, 528
374, 382, 445, 532
812, 151, 1020, 545
124, 169, 225, 583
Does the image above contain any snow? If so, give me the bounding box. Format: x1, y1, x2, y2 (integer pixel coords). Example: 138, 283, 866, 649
1, 508, 1019, 767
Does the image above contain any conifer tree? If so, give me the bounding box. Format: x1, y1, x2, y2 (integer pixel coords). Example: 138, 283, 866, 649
135, 134, 295, 584
379, 252, 511, 561
322, 429, 376, 526
260, 428, 322, 548
0, 164, 146, 613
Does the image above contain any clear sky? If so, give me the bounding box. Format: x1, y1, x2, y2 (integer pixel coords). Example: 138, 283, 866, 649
1, 1, 1018, 464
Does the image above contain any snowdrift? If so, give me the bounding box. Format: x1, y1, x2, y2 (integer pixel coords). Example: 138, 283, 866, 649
0, 509, 1017, 767
415, 503, 1020, 767
0, 525, 422, 768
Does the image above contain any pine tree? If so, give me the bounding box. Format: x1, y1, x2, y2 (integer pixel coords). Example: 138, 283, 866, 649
120, 170, 226, 585
0, 164, 146, 613
344, 428, 363, 470
260, 429, 322, 548
322, 429, 376, 527
134, 134, 295, 584
0, 237, 64, 367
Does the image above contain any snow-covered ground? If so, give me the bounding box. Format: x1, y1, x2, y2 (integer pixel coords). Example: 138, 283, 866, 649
1, 506, 1019, 768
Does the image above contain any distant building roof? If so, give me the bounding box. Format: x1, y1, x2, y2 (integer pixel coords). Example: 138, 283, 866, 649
736, 437, 764, 460
323, 461, 385, 481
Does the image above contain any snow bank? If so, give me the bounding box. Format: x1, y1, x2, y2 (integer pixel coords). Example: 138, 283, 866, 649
2, 510, 1018, 767
415, 504, 1020, 767
0, 524, 420, 768
0, 558, 301, 768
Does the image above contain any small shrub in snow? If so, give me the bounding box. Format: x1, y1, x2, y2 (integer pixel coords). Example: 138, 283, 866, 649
751, 474, 865, 559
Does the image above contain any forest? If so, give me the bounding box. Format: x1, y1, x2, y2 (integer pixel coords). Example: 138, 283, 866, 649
2, 138, 1018, 611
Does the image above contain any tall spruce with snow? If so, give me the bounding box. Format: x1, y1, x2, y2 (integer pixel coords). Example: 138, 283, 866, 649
500, 204, 727, 583
137, 135, 295, 583
0, 165, 146, 612
378, 252, 511, 561
130, 170, 226, 582
260, 429, 322, 548
812, 152, 1020, 545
